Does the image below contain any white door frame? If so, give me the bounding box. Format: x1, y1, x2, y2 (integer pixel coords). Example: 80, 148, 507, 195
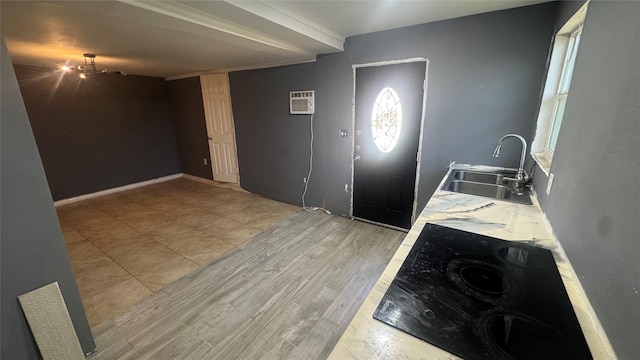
349, 57, 430, 227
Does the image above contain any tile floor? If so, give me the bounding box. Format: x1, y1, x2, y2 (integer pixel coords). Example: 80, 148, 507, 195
56, 178, 300, 327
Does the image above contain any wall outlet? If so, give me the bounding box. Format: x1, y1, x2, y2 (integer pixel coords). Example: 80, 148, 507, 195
303, 177, 307, 183
203, 158, 208, 165
546, 173, 555, 195
344, 184, 348, 193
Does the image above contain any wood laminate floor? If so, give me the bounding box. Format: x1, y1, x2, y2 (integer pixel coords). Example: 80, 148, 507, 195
86, 207, 405, 359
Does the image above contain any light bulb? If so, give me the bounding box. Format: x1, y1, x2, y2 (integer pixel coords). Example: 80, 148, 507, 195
60, 65, 71, 72
79, 73, 87, 79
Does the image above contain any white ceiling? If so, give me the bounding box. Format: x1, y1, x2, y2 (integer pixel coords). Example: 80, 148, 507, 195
1, 0, 550, 79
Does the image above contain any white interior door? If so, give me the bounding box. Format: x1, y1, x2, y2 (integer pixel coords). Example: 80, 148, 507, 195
200, 74, 239, 183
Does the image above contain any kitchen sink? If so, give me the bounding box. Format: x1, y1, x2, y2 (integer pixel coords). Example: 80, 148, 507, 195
442, 169, 532, 205
451, 170, 512, 184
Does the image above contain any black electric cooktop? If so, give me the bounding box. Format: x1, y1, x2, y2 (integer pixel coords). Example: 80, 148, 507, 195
373, 223, 592, 360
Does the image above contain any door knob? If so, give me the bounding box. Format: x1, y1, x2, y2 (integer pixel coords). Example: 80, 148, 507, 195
354, 154, 361, 161
207, 136, 213, 140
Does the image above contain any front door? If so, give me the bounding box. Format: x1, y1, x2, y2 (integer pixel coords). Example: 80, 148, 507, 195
200, 74, 239, 183
353, 62, 426, 229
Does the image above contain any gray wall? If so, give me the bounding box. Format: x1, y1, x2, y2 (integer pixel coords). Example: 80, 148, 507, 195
532, 2, 640, 358
1, 39, 95, 359
167, 77, 213, 180
230, 63, 317, 204
229, 3, 558, 216
14, 65, 181, 201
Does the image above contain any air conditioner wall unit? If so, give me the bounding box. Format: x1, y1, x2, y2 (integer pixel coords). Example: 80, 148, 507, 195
290, 90, 315, 114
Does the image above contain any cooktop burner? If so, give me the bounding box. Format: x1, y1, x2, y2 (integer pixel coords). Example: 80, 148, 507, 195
373, 223, 592, 360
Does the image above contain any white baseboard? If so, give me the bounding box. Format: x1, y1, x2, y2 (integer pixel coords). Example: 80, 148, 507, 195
181, 173, 247, 192
181, 173, 216, 185
53, 174, 182, 207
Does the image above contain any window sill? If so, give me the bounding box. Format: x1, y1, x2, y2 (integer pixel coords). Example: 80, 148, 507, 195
531, 152, 552, 176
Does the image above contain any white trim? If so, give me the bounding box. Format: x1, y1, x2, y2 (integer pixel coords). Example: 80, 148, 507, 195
53, 173, 252, 207
117, 0, 315, 57
349, 66, 357, 220
531, 35, 569, 159
532, 2, 588, 173
411, 59, 430, 224
164, 57, 317, 81
53, 174, 182, 207
181, 173, 248, 193
224, 0, 344, 51
181, 173, 217, 185
352, 57, 428, 69
531, 152, 552, 176
558, 2, 589, 36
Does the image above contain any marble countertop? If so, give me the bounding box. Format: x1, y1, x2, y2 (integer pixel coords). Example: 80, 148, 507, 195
328, 164, 615, 360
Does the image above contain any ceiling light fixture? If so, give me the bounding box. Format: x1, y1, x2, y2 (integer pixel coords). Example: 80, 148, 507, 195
59, 53, 126, 78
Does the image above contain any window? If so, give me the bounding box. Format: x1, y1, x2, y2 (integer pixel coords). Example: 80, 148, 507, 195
547, 26, 582, 153
531, 4, 587, 173
371, 87, 403, 152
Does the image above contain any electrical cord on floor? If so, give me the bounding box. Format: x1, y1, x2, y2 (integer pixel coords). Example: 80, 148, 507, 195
301, 113, 331, 215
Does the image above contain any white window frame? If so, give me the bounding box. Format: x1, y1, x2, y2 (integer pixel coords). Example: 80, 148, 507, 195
531, 3, 588, 174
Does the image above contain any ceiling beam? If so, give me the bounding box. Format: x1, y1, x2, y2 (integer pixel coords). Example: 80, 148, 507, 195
117, 0, 318, 57
223, 0, 344, 51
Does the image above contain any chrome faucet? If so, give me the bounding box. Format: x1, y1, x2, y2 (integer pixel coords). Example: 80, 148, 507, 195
492, 134, 528, 184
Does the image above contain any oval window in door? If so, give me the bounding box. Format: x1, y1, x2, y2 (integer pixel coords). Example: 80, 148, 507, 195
371, 87, 403, 152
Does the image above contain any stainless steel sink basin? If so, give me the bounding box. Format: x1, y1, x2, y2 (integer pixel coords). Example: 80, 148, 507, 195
442, 169, 532, 205
451, 170, 511, 184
